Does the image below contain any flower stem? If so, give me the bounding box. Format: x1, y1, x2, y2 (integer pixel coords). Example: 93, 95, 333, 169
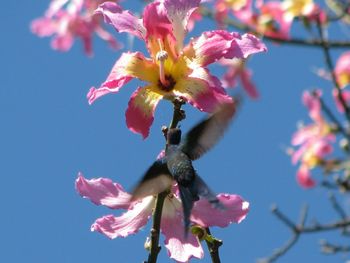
146, 191, 167, 263
145, 98, 186, 263
205, 228, 223, 263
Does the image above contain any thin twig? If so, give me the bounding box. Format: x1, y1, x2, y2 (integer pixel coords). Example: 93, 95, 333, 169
320, 240, 350, 254
259, 205, 350, 263
200, 7, 350, 49
329, 193, 347, 220
258, 205, 308, 263
316, 16, 350, 124
315, 92, 350, 141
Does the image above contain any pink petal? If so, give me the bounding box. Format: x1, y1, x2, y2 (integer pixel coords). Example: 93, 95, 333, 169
87, 52, 156, 104
313, 139, 334, 158
232, 0, 254, 23
291, 125, 317, 146
291, 142, 308, 164
30, 18, 56, 37
333, 89, 350, 113
189, 30, 266, 67
163, 0, 201, 49
91, 196, 154, 239
239, 68, 259, 99
45, 0, 70, 17
51, 32, 74, 51
296, 165, 316, 188
95, 2, 146, 40
95, 25, 122, 50
75, 173, 131, 209
335, 52, 350, 76
302, 90, 322, 122
259, 2, 292, 39
176, 75, 232, 113
125, 86, 163, 139
143, 1, 173, 41
222, 65, 239, 88
191, 194, 249, 227
161, 210, 204, 262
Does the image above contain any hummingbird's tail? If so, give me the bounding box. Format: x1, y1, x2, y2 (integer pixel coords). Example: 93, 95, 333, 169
179, 173, 224, 238
178, 185, 197, 238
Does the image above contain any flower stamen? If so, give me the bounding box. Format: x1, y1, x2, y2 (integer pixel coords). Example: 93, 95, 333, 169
156, 39, 169, 87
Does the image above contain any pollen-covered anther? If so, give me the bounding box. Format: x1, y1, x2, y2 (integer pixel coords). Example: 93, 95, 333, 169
156, 50, 168, 62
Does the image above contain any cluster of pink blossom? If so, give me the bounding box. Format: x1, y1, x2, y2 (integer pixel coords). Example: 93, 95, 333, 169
290, 51, 350, 188
31, 0, 120, 55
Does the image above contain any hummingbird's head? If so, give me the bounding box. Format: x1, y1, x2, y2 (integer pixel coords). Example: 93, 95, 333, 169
167, 128, 182, 145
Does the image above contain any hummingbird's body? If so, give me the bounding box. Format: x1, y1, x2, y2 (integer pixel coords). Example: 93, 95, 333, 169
131, 101, 238, 236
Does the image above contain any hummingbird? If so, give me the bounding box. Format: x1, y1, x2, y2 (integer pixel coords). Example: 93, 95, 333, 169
131, 100, 238, 235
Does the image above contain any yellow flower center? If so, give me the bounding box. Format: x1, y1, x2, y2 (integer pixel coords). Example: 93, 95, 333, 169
225, 0, 248, 10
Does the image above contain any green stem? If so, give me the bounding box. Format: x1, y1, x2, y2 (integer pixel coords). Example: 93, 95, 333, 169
205, 228, 223, 263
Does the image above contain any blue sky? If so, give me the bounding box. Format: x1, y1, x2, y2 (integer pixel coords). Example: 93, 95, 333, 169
1, 1, 349, 263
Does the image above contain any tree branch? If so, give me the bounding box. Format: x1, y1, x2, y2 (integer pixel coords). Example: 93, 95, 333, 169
259, 204, 350, 263
200, 7, 350, 49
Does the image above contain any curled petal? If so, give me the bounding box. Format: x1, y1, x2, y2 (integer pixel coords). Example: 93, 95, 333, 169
87, 52, 158, 104
161, 210, 203, 262
91, 196, 154, 239
163, 0, 201, 50
95, 2, 146, 40
296, 165, 316, 188
125, 86, 163, 139
75, 173, 131, 209
239, 68, 259, 99
191, 194, 249, 227
175, 76, 232, 113
187, 31, 266, 67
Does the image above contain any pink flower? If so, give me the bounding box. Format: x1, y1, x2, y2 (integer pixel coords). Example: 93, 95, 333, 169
290, 90, 335, 188
31, 0, 120, 55
255, 1, 293, 39
76, 173, 249, 263
220, 58, 259, 99
88, 0, 266, 138
215, 0, 254, 25
335, 51, 350, 89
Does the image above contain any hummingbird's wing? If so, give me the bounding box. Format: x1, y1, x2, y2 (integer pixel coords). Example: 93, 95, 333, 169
131, 158, 173, 201
180, 101, 238, 160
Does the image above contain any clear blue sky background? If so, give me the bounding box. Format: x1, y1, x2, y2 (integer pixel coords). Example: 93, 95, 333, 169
1, 1, 349, 263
